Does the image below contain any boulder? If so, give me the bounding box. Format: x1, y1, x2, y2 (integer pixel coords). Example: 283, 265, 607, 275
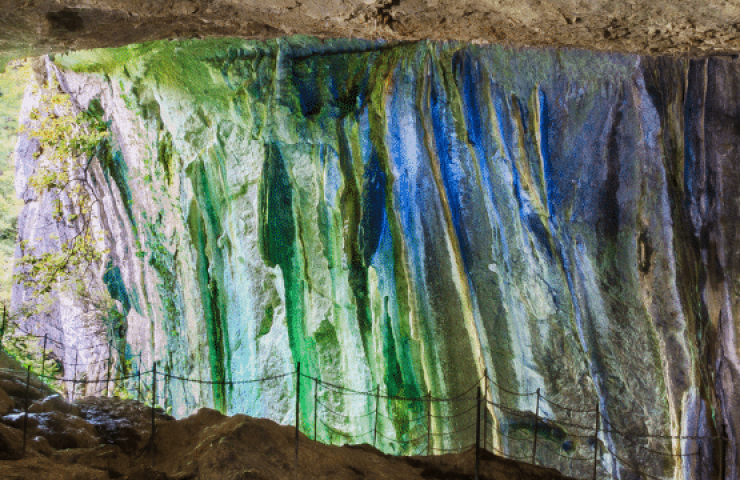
30, 435, 52, 456
0, 421, 24, 460
29, 393, 82, 417
121, 466, 171, 480
78, 396, 172, 454
0, 386, 14, 415
1, 411, 100, 449
0, 377, 47, 405
56, 444, 134, 478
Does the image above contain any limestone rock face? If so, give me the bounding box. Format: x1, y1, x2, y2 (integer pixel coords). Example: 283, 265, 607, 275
11, 38, 740, 479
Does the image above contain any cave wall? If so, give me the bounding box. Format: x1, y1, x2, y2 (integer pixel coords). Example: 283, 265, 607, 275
12, 38, 740, 479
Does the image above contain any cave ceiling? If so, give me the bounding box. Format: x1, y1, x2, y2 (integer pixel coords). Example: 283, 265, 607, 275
2, 0, 740, 69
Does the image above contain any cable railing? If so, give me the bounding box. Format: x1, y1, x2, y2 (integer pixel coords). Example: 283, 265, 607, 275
0, 307, 729, 480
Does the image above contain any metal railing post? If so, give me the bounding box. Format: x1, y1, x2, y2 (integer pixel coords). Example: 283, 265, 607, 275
41, 334, 48, 380
22, 365, 30, 457
106, 341, 112, 397
532, 388, 540, 465
295, 362, 301, 480
115, 348, 122, 396
72, 349, 78, 402
720, 424, 726, 480
373, 385, 380, 448
164, 368, 169, 412
593, 402, 600, 480
0, 302, 6, 347
427, 391, 432, 456
151, 364, 157, 467
137, 353, 142, 402
475, 387, 481, 480
482, 373, 488, 451
313, 376, 318, 442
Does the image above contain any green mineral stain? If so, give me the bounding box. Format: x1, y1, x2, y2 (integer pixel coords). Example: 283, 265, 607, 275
336, 119, 374, 364
259, 142, 316, 425
367, 44, 414, 343
186, 161, 229, 412
96, 132, 136, 229
145, 219, 182, 347
157, 129, 176, 184
258, 304, 274, 338
259, 143, 295, 269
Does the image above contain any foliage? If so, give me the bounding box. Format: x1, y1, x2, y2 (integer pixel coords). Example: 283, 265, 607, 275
109, 352, 137, 401
13, 74, 112, 316
1, 316, 62, 391
0, 59, 31, 304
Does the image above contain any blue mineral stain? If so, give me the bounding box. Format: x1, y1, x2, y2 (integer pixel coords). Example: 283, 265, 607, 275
428, 60, 467, 247
537, 88, 558, 223
359, 150, 385, 265
102, 262, 131, 313
453, 51, 484, 151
294, 63, 322, 117
493, 86, 515, 167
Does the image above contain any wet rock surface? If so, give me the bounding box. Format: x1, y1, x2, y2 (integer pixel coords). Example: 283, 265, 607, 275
2, 410, 101, 449
28, 393, 82, 416
77, 396, 172, 455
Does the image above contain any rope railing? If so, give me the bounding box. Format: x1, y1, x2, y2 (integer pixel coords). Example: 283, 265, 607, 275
376, 409, 427, 423
600, 414, 724, 440
494, 427, 534, 443
429, 421, 478, 437
404, 432, 430, 445
637, 443, 700, 458
538, 441, 594, 462
0, 305, 728, 480
318, 417, 373, 440
411, 444, 427, 456
432, 443, 475, 453
4, 323, 65, 346
485, 376, 537, 397
317, 400, 376, 419
428, 401, 479, 419
545, 416, 597, 431
307, 376, 374, 396
489, 444, 533, 461
163, 371, 294, 385
540, 395, 599, 413
5, 322, 116, 354
376, 428, 424, 445
36, 370, 151, 383
605, 445, 670, 480
487, 399, 538, 418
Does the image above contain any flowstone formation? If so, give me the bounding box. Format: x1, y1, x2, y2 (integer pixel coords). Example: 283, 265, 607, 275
10, 38, 740, 479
